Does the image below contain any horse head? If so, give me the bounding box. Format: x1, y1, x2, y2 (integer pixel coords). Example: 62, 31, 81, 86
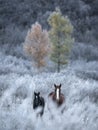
54, 84, 61, 92
33, 92, 40, 106
34, 92, 40, 99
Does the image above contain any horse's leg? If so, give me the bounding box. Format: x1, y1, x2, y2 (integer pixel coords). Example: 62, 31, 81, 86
40, 97, 45, 116
61, 106, 66, 113
40, 107, 44, 116
61, 102, 66, 113
41, 104, 45, 116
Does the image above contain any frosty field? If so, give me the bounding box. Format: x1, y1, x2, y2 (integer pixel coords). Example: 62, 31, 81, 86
0, 43, 98, 130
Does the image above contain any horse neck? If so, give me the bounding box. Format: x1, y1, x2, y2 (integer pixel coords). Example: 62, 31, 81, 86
55, 88, 61, 100
34, 96, 40, 103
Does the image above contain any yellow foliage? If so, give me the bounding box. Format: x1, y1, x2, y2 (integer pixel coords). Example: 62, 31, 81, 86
48, 8, 74, 72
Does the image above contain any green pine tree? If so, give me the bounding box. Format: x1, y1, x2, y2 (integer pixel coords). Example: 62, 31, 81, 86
48, 8, 74, 72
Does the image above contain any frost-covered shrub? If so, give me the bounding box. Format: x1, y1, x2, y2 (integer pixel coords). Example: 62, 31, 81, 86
12, 86, 28, 104
0, 82, 9, 97
89, 88, 98, 104
0, 24, 26, 45
71, 42, 98, 61
77, 87, 98, 105
0, 25, 27, 57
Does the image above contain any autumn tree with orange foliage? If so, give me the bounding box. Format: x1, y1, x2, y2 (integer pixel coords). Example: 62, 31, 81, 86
24, 22, 51, 69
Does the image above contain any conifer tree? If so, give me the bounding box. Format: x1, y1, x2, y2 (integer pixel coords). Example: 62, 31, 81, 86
24, 22, 50, 69
48, 8, 74, 72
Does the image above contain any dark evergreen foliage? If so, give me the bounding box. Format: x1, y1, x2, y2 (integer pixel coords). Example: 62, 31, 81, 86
0, 0, 98, 44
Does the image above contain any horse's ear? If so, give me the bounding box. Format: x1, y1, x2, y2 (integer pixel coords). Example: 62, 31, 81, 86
38, 92, 40, 95
54, 84, 56, 88
34, 91, 36, 95
59, 84, 61, 88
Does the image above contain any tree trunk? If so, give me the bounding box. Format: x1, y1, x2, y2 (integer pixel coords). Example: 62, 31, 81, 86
57, 61, 60, 73
57, 35, 60, 73
57, 47, 60, 73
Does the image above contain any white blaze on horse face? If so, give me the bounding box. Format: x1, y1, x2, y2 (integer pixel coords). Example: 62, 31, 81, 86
36, 95, 38, 99
56, 88, 60, 100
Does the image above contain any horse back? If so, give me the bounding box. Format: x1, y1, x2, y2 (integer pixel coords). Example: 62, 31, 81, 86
48, 92, 54, 97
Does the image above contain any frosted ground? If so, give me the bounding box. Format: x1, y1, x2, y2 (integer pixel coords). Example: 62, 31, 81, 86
0, 43, 98, 130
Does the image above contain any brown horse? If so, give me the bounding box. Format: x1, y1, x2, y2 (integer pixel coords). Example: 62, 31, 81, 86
48, 84, 65, 107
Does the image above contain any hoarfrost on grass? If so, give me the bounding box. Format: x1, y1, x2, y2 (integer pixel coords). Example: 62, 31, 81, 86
0, 42, 98, 130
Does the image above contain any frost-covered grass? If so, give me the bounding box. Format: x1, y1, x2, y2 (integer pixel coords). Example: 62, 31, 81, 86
0, 43, 98, 130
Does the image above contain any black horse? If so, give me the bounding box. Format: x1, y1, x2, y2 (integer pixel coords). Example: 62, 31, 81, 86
33, 92, 45, 116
